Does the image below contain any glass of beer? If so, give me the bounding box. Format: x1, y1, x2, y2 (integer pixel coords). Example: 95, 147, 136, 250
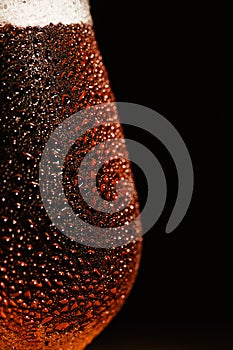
0, 1, 142, 349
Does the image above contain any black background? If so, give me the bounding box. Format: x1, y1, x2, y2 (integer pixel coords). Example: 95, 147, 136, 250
88, 1, 230, 349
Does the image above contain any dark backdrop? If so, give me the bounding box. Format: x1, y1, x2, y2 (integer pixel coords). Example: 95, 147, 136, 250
88, 1, 230, 349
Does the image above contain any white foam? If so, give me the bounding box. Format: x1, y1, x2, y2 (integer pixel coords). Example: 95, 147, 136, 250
0, 0, 92, 27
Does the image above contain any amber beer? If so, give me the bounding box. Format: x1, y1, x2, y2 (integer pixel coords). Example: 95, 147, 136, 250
0, 0, 142, 349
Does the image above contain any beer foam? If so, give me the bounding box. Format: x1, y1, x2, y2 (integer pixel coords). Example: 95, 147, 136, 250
0, 0, 92, 27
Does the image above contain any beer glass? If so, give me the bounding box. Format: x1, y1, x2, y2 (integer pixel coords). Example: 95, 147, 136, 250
0, 1, 142, 349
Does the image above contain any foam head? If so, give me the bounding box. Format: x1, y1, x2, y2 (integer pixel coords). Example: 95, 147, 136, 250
0, 0, 92, 27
